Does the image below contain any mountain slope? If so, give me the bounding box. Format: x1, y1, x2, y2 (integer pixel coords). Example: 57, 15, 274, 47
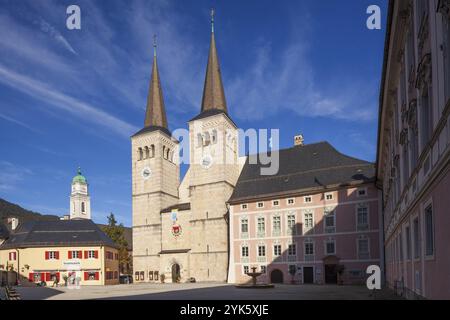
0, 198, 60, 222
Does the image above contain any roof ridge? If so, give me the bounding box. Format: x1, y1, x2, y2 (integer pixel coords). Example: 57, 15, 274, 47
237, 163, 374, 184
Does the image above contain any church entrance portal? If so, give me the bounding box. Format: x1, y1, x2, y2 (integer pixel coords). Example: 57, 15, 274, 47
171, 264, 180, 283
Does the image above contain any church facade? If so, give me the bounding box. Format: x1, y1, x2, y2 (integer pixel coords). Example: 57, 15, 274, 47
131, 14, 240, 283
131, 12, 382, 285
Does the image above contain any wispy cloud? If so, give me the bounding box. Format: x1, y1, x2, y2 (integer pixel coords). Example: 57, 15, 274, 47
36, 18, 78, 55
227, 39, 377, 122
0, 64, 138, 138
0, 161, 33, 192
0, 112, 40, 133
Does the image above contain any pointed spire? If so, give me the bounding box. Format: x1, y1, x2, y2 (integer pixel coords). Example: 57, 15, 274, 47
200, 8, 228, 113
144, 34, 168, 129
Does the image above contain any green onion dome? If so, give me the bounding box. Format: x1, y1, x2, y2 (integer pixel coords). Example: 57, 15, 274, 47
72, 167, 87, 184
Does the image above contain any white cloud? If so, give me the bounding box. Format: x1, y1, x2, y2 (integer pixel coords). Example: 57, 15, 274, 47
0, 161, 33, 192
0, 65, 138, 138
227, 40, 377, 122
0, 112, 41, 133
37, 18, 78, 55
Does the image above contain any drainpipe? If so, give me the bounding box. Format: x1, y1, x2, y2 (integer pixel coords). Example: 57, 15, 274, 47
376, 184, 386, 287
225, 203, 230, 283
15, 249, 20, 286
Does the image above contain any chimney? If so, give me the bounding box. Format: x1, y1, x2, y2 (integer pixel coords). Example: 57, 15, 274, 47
11, 217, 19, 231
294, 134, 304, 146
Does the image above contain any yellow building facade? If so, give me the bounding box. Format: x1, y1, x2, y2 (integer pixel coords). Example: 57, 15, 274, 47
0, 220, 119, 286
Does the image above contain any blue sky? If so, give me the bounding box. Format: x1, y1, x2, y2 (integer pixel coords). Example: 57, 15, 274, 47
0, 0, 387, 227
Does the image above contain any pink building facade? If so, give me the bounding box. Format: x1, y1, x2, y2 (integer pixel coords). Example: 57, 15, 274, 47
228, 142, 382, 285
377, 0, 450, 299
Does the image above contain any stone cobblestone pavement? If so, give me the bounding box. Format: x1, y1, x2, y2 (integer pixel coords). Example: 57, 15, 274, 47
12, 283, 404, 300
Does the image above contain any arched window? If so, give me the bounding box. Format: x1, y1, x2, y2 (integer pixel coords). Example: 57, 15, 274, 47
144, 146, 149, 159
138, 148, 143, 161
150, 145, 155, 158
81, 202, 85, 213
197, 134, 203, 147
166, 148, 170, 160
212, 129, 217, 144
162, 146, 166, 159
204, 132, 211, 146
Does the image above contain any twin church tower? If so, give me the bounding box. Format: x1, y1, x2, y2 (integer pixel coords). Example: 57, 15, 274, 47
131, 10, 241, 282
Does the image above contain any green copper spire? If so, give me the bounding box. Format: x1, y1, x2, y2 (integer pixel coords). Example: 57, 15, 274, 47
72, 167, 87, 184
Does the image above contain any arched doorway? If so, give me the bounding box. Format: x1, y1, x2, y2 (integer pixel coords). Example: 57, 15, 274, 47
171, 264, 180, 283
270, 269, 283, 283
323, 255, 340, 284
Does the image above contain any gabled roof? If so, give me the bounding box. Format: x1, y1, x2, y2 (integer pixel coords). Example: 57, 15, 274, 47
160, 203, 191, 214
0, 219, 118, 249
229, 142, 375, 203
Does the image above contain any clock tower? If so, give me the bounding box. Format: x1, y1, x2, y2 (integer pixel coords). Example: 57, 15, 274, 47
131, 38, 180, 280
187, 10, 240, 281
70, 167, 91, 220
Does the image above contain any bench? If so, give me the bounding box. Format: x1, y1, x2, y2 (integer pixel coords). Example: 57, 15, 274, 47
5, 286, 21, 300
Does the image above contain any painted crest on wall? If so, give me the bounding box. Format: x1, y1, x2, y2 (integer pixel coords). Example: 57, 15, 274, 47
170, 209, 182, 237
172, 223, 182, 237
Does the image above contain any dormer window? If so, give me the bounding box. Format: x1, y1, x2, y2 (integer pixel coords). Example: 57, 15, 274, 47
357, 188, 367, 197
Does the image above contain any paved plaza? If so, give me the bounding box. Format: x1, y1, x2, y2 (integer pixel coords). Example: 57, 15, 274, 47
11, 283, 402, 300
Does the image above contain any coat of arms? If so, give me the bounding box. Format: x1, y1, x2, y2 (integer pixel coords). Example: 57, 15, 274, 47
172, 223, 182, 237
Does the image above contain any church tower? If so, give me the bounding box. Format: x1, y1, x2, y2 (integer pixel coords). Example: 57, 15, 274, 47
70, 167, 91, 220
131, 37, 180, 282
188, 9, 240, 281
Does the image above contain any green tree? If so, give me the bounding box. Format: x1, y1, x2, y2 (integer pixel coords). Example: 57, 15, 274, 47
101, 213, 131, 275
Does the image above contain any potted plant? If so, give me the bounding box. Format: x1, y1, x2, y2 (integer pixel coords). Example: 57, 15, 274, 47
63, 275, 68, 286
160, 273, 165, 283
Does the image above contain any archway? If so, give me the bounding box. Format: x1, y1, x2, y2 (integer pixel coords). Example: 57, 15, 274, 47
323, 255, 340, 284
270, 269, 283, 283
171, 264, 180, 283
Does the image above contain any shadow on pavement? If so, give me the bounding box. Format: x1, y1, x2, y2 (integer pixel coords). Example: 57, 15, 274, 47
15, 286, 64, 300
95, 284, 399, 301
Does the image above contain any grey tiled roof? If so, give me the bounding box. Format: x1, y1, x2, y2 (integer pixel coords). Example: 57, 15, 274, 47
0, 222, 9, 239
229, 141, 375, 203
0, 219, 118, 249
